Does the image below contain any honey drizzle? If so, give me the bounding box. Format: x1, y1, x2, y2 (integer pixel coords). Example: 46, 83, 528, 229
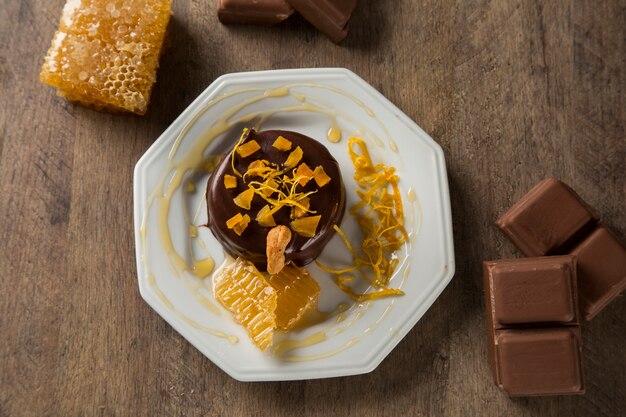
288, 302, 350, 330
327, 126, 342, 143
147, 274, 174, 310
175, 311, 238, 344
196, 293, 221, 315
407, 187, 422, 241
279, 338, 360, 362
272, 331, 327, 357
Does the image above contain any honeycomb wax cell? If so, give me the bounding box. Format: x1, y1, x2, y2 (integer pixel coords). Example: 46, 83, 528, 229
213, 258, 277, 351
40, 0, 172, 115
269, 264, 320, 331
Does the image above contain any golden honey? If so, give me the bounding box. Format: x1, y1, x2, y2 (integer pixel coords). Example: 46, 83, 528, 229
40, 0, 172, 115
213, 259, 277, 351
269, 264, 320, 332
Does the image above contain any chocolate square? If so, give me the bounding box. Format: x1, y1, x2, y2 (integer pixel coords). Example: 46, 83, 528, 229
217, 0, 294, 25
496, 178, 597, 256
571, 226, 626, 320
484, 256, 578, 327
287, 0, 358, 43
494, 328, 584, 396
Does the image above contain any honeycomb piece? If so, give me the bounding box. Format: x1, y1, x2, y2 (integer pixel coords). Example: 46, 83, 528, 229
269, 264, 320, 331
213, 259, 277, 350
40, 0, 172, 115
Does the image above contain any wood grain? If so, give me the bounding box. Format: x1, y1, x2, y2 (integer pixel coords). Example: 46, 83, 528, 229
1, 0, 625, 416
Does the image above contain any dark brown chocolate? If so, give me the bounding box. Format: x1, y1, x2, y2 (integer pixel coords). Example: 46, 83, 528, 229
484, 256, 578, 328
287, 0, 358, 43
493, 328, 584, 396
496, 178, 598, 256
217, 0, 294, 25
571, 226, 626, 320
206, 129, 345, 269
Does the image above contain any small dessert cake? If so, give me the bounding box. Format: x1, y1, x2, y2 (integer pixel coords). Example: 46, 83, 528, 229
206, 129, 346, 270
40, 0, 172, 115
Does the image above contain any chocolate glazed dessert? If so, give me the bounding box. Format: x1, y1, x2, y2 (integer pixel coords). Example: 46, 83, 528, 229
206, 129, 346, 269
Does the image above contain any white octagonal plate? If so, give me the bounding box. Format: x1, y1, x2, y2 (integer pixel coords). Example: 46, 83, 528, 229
134, 68, 455, 381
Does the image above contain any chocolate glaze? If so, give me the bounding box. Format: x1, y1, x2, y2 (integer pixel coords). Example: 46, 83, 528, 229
206, 129, 346, 269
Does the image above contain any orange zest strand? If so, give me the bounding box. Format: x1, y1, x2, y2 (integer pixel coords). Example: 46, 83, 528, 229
318, 137, 408, 301
230, 129, 248, 178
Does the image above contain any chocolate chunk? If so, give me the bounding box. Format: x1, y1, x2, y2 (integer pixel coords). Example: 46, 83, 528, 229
482, 256, 583, 395
494, 328, 584, 396
205, 129, 346, 269
496, 177, 626, 319
287, 0, 358, 43
217, 0, 294, 25
571, 226, 626, 320
484, 256, 578, 328
496, 178, 598, 256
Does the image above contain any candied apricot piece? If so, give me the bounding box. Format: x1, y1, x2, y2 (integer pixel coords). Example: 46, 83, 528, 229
213, 258, 277, 350
226, 213, 244, 229
224, 174, 237, 189
313, 165, 331, 187
246, 159, 276, 178
256, 205, 277, 227
246, 160, 266, 175
294, 163, 314, 186
269, 264, 320, 331
290, 215, 321, 238
272, 136, 293, 151
284, 146, 303, 168
262, 178, 279, 196
292, 196, 310, 219
232, 214, 251, 236
236, 140, 261, 158
233, 188, 255, 210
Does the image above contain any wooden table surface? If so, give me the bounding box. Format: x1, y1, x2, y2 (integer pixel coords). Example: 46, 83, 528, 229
1, 0, 625, 416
